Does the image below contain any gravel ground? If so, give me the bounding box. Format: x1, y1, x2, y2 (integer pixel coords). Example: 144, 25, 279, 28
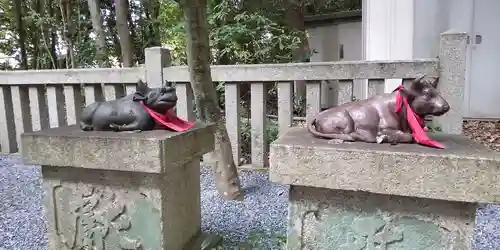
0, 154, 498, 249
0, 155, 288, 250
200, 167, 288, 249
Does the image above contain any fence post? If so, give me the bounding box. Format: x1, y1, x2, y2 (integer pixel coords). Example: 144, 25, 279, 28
145, 47, 171, 88
144, 47, 195, 121
435, 30, 467, 135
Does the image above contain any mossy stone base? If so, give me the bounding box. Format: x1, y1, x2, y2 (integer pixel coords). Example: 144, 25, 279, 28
287, 186, 475, 250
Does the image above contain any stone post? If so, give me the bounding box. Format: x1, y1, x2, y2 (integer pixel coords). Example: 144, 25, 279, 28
145, 47, 196, 122
21, 124, 215, 250
145, 47, 171, 88
434, 30, 468, 134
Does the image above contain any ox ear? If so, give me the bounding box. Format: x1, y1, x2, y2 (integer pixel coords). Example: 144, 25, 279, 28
398, 87, 416, 99
133, 80, 150, 101
410, 75, 427, 93
164, 80, 173, 88
428, 77, 439, 88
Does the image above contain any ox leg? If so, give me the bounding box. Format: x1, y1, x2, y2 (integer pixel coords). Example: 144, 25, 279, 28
378, 129, 413, 144
350, 128, 378, 143
109, 120, 142, 132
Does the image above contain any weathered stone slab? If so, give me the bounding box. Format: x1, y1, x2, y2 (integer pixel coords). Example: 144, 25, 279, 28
288, 186, 475, 250
269, 127, 500, 204
21, 124, 215, 250
21, 124, 214, 173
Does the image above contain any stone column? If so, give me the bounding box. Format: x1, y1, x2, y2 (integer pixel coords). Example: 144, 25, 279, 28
21, 124, 215, 250
435, 30, 468, 135
145, 47, 171, 88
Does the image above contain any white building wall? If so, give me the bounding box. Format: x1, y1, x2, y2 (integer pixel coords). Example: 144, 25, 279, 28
337, 22, 362, 61
363, 0, 415, 93
306, 0, 472, 108
307, 1, 500, 118
308, 25, 340, 109
413, 0, 450, 58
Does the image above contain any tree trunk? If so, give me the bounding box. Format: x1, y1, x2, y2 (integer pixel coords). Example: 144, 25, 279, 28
115, 0, 134, 67
139, 0, 160, 64
179, 0, 243, 201
66, 0, 75, 68
13, 0, 28, 69
31, 0, 41, 69
59, 0, 76, 68
126, 5, 142, 64
48, 0, 58, 68
147, 0, 161, 47
106, 4, 122, 64
87, 0, 110, 67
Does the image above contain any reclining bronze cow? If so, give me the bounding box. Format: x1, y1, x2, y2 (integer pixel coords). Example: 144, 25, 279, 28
80, 80, 178, 132
308, 76, 450, 147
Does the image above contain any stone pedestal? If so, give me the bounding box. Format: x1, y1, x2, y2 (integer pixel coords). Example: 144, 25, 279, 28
21, 124, 215, 250
270, 127, 500, 250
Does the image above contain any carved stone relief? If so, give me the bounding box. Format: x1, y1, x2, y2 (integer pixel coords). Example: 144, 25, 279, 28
51, 185, 161, 250
302, 211, 447, 250
339, 217, 403, 250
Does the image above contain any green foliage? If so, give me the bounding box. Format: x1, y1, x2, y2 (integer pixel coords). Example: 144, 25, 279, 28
294, 95, 307, 117
240, 117, 279, 164
315, 0, 362, 13
0, 0, 360, 69
210, 11, 304, 64
0, 0, 166, 69
160, 0, 306, 66
158, 0, 186, 65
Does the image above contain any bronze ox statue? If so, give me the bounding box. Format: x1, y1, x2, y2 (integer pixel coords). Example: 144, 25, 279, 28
308, 76, 450, 148
80, 80, 192, 132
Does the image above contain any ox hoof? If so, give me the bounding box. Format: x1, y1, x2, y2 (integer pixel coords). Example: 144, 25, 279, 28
120, 130, 142, 133
376, 135, 387, 144
328, 139, 345, 144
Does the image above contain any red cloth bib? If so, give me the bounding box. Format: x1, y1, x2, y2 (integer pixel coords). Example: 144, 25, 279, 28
393, 85, 444, 149
140, 101, 195, 132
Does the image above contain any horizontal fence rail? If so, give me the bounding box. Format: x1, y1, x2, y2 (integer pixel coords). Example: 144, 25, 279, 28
0, 67, 145, 85
162, 59, 439, 82
0, 60, 438, 85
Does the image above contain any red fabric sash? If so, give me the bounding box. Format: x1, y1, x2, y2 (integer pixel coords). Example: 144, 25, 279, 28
140, 101, 195, 132
393, 85, 444, 149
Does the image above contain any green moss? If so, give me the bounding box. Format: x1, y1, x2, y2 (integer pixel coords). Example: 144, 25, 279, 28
211, 231, 286, 250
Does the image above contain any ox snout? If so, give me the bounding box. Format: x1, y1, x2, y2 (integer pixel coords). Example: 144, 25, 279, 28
433, 100, 450, 116
442, 103, 450, 112
169, 95, 178, 104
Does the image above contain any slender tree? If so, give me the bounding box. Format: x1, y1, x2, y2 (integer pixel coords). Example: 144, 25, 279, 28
115, 0, 134, 67
13, 0, 28, 69
60, 0, 76, 68
87, 0, 110, 67
178, 0, 244, 200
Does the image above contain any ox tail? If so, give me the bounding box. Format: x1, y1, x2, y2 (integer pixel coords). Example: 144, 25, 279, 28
307, 117, 354, 141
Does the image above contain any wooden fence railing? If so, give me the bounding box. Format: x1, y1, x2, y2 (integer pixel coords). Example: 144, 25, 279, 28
0, 31, 466, 169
